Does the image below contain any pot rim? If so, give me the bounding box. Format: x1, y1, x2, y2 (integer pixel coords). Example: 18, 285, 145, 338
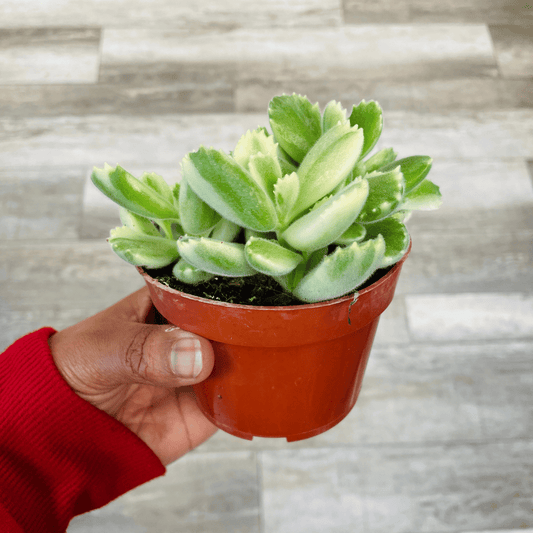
139, 239, 411, 312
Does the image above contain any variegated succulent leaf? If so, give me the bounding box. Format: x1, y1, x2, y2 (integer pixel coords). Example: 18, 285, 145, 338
139, 172, 174, 201
91, 164, 180, 221
293, 236, 386, 303
274, 171, 300, 227
400, 179, 442, 211
268, 94, 322, 163
322, 100, 349, 132
177, 236, 256, 277
178, 176, 221, 235
182, 149, 278, 232
172, 259, 215, 285
245, 237, 303, 276
108, 226, 179, 268
290, 122, 364, 219
119, 208, 161, 237
381, 155, 433, 194
363, 218, 410, 267
349, 100, 383, 159
335, 222, 367, 245
362, 148, 398, 174
282, 178, 369, 252
209, 218, 241, 242
248, 152, 282, 201
233, 128, 278, 170
356, 167, 405, 224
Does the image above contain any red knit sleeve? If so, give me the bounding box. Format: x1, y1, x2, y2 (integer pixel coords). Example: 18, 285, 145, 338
0, 328, 166, 532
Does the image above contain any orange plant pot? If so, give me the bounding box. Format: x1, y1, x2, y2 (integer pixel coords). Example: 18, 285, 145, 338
139, 243, 410, 442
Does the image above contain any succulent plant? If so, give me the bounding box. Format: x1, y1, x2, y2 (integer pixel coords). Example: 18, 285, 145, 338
91, 94, 441, 304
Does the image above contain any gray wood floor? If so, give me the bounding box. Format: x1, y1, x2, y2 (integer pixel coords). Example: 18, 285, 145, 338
1, 1, 532, 531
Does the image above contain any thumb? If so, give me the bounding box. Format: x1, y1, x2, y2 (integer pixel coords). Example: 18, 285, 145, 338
116, 324, 215, 388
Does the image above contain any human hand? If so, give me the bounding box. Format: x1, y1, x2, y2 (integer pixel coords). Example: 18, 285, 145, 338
48, 287, 217, 466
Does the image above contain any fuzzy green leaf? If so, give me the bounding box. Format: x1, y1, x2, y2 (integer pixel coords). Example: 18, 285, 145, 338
171, 182, 180, 207
381, 156, 432, 194
274, 172, 300, 226
335, 222, 366, 245
391, 210, 412, 223
322, 100, 348, 132
277, 146, 299, 176
293, 122, 364, 218
139, 172, 174, 202
363, 218, 410, 267
91, 164, 180, 221
268, 94, 322, 163
248, 152, 282, 200
356, 167, 405, 224
401, 179, 442, 211
245, 236, 303, 276
108, 226, 179, 268
182, 149, 278, 232
209, 218, 241, 242
172, 259, 215, 285
293, 236, 386, 303
177, 236, 256, 277
276, 247, 327, 292
362, 148, 397, 174
282, 178, 369, 252
349, 100, 383, 159
179, 177, 221, 235
233, 128, 278, 170
119, 208, 161, 236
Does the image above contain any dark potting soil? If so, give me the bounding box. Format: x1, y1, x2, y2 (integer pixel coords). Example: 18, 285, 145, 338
144, 263, 394, 307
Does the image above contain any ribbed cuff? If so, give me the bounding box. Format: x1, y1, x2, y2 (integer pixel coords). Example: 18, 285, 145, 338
0, 328, 166, 532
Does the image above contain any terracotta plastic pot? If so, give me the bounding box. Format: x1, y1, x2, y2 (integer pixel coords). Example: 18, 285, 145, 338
138, 243, 410, 442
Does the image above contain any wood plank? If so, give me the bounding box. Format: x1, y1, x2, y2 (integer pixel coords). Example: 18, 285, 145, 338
236, 78, 533, 113
0, 0, 342, 28
397, 229, 533, 295
100, 25, 497, 84
261, 440, 533, 532
0, 28, 100, 84
0, 166, 86, 240
406, 293, 533, 341
490, 24, 533, 78
343, 0, 533, 25
0, 83, 234, 117
2, 111, 532, 170
406, 158, 533, 233
260, 448, 366, 533
378, 110, 533, 159
0, 114, 267, 168
0, 240, 144, 311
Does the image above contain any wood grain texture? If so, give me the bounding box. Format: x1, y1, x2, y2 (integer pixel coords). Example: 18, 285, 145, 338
0, 28, 100, 84
100, 25, 497, 84
0, 0, 342, 28
343, 0, 533, 25
490, 24, 533, 78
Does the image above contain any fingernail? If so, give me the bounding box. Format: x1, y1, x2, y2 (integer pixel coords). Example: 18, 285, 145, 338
171, 334, 203, 379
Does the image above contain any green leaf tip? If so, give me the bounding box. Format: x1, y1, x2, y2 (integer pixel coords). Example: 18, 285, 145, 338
183, 147, 278, 233
91, 164, 180, 221
268, 93, 322, 163
293, 236, 386, 303
349, 100, 383, 159
108, 226, 179, 268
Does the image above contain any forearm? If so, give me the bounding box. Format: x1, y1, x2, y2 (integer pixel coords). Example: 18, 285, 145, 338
0, 328, 165, 532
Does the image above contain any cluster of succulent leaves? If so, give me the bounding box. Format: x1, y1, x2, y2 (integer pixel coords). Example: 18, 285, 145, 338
91, 94, 441, 304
